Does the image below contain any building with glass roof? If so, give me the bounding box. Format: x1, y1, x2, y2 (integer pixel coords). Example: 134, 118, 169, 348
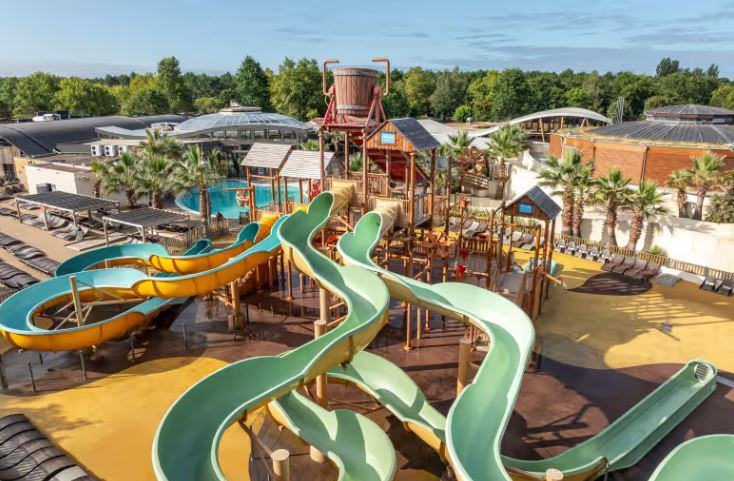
95, 107, 311, 158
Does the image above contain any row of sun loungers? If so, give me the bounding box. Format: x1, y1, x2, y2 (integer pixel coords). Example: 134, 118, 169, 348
601, 254, 662, 281
0, 414, 97, 481
555, 239, 616, 263
0, 262, 38, 289
0, 233, 59, 276
699, 276, 733, 296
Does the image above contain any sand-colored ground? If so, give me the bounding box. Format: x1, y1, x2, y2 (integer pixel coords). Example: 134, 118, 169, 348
519, 251, 734, 373
0, 356, 258, 481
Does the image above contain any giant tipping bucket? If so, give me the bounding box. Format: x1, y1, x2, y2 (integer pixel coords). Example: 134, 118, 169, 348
334, 67, 378, 117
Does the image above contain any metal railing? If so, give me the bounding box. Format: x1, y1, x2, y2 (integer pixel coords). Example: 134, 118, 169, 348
160, 217, 230, 255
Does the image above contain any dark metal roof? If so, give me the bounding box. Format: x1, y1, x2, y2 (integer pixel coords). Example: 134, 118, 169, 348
16, 191, 118, 212
645, 104, 734, 118
0, 115, 185, 157
507, 186, 562, 220
590, 121, 734, 145
103, 207, 189, 228
389, 118, 441, 151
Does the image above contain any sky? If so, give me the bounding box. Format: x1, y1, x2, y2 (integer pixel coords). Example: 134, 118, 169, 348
3, 0, 734, 77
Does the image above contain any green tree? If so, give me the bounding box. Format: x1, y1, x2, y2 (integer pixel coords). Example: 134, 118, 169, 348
526, 71, 565, 112
53, 78, 118, 116
299, 139, 320, 151
657, 71, 717, 105
348, 152, 363, 172
625, 181, 669, 250
137, 156, 172, 208
710, 84, 734, 110
490, 68, 530, 120
172, 148, 227, 223
430, 68, 468, 120
270, 57, 324, 120
581, 72, 609, 113
234, 56, 271, 110
705, 193, 734, 223
124, 87, 170, 115
564, 87, 592, 109
656, 57, 680, 77
687, 152, 725, 220
666, 169, 692, 217
592, 168, 633, 247
98, 152, 141, 208
382, 79, 410, 117
452, 104, 473, 122
486, 125, 527, 187
0, 77, 18, 118
137, 129, 183, 163
156, 56, 193, 112
537, 149, 584, 235
13, 72, 60, 116
608, 72, 656, 120
572, 162, 596, 238
89, 160, 109, 198
404, 67, 435, 117
467, 70, 498, 120
193, 96, 224, 113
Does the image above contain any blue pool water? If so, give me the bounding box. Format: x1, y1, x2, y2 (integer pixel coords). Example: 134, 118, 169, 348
177, 180, 301, 219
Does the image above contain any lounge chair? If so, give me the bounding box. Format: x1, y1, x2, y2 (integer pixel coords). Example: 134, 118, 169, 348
599, 249, 613, 263
521, 236, 542, 250
602, 253, 625, 272
634, 262, 661, 281
6, 245, 45, 260
699, 276, 719, 292
2, 273, 38, 289
0, 264, 26, 280
587, 247, 599, 261
0, 207, 18, 218
555, 239, 566, 253
565, 241, 577, 256
21, 256, 60, 276
0, 234, 21, 248
611, 256, 637, 274
624, 258, 649, 279
513, 233, 534, 248
717, 279, 733, 297
575, 244, 589, 258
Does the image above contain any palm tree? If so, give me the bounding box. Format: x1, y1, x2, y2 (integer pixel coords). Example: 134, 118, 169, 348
98, 152, 140, 208
592, 168, 632, 247
137, 156, 173, 208
442, 130, 472, 159
90, 160, 109, 198
171, 148, 227, 223
348, 153, 363, 172
688, 152, 725, 220
537, 149, 584, 235
300, 139, 320, 151
666, 169, 692, 218
625, 181, 669, 250
137, 128, 183, 162
572, 162, 595, 238
486, 125, 527, 190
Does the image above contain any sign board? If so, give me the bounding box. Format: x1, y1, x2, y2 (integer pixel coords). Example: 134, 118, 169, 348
380, 131, 396, 145
518, 203, 534, 215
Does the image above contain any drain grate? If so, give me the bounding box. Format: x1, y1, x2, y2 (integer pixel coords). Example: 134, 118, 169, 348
695, 363, 709, 381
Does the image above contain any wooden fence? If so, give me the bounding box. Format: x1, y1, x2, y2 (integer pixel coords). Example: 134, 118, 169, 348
160, 217, 230, 255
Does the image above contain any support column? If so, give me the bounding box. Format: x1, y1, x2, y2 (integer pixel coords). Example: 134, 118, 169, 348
69, 276, 83, 327
362, 129, 368, 214
457, 338, 472, 394
42, 207, 49, 230
229, 280, 242, 330
319, 130, 325, 188
272, 449, 291, 481
344, 131, 350, 178
429, 148, 436, 228
312, 316, 328, 463
445, 155, 452, 233
286, 261, 294, 301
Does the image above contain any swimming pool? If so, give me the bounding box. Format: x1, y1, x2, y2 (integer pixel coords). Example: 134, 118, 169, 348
176, 180, 302, 219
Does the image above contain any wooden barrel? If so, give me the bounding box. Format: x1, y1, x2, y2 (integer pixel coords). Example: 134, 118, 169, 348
334, 67, 378, 117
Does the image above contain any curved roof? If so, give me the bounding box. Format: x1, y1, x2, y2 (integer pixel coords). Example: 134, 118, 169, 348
645, 104, 734, 120
468, 107, 611, 139
174, 111, 308, 134
0, 115, 185, 157
590, 121, 734, 145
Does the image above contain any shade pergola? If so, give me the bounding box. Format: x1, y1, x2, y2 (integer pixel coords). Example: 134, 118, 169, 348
15, 191, 119, 229
102, 207, 190, 245
279, 150, 336, 204
241, 142, 295, 212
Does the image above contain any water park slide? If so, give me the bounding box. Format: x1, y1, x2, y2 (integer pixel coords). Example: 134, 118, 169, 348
153, 193, 395, 481
0, 216, 283, 352
327, 352, 717, 480
336, 212, 720, 481
55, 217, 272, 276
647, 435, 734, 481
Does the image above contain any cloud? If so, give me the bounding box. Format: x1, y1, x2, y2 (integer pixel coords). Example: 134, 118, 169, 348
0, 61, 153, 77
427, 45, 734, 76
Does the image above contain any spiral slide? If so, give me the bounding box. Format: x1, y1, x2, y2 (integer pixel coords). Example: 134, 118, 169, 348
0, 215, 282, 352
335, 211, 722, 481
153, 192, 395, 481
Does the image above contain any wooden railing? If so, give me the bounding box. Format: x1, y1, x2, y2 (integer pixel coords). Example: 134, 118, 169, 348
348, 172, 390, 197
160, 217, 230, 255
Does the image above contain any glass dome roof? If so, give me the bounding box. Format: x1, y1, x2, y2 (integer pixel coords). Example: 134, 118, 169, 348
175, 111, 308, 133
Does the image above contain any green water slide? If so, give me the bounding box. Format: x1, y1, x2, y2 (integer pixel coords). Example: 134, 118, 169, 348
153, 193, 396, 481
336, 211, 720, 481
648, 435, 734, 481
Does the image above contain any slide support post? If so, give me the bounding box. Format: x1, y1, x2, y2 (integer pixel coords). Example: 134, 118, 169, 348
457, 338, 472, 394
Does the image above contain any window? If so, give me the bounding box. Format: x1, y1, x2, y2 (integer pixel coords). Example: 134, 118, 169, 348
240, 130, 252, 140
268, 130, 282, 140
254, 130, 265, 139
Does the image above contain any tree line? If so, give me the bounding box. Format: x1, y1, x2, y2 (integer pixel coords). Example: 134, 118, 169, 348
2, 56, 734, 122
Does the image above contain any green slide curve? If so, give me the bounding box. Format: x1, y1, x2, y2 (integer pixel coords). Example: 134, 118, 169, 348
648, 434, 734, 481
336, 211, 719, 481
153, 193, 396, 481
